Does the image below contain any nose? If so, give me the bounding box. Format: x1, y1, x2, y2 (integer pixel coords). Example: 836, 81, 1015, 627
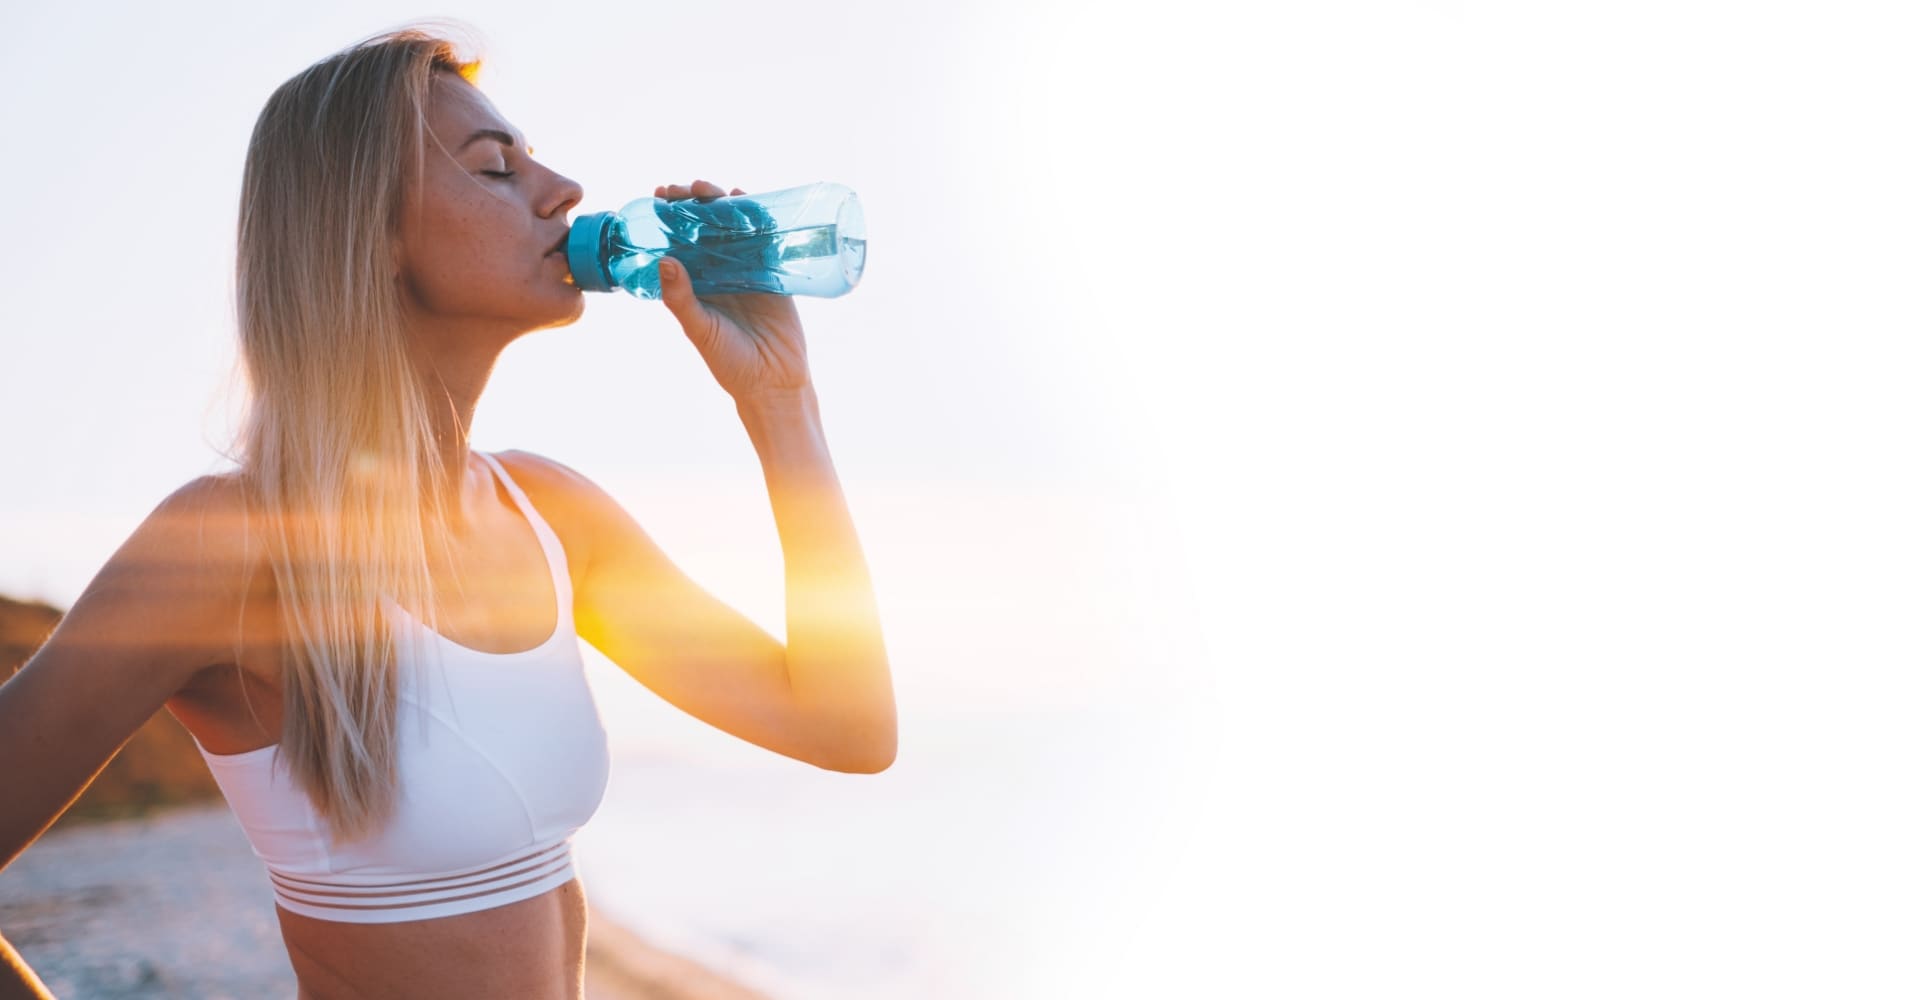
541, 165, 584, 220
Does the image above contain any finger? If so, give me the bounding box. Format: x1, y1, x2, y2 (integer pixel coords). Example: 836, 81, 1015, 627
658, 181, 736, 203
656, 256, 704, 331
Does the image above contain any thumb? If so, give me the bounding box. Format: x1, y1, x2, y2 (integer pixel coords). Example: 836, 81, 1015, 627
657, 256, 704, 330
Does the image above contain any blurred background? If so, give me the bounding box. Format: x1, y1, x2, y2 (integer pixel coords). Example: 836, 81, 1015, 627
3, 1, 1919, 997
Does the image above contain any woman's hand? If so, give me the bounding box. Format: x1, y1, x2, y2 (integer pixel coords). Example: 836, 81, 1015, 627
654, 179, 812, 402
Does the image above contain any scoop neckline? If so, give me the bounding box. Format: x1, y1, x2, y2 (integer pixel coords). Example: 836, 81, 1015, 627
192, 733, 280, 762
411, 605, 568, 659
384, 451, 567, 659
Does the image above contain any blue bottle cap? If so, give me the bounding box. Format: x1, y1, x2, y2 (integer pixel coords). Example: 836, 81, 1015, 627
566, 213, 615, 292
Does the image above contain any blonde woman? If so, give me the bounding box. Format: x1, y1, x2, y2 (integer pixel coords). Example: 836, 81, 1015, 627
0, 26, 895, 999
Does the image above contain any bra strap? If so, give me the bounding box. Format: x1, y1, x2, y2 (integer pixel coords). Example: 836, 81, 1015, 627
475, 451, 574, 612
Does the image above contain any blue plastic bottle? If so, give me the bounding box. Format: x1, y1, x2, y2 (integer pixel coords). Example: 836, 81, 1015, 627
565, 181, 867, 300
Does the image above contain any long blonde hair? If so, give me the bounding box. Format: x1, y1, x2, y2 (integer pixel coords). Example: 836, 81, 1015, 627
233, 25, 483, 841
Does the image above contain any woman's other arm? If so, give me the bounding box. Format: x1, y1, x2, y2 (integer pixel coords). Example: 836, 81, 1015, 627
0, 476, 254, 870
505, 442, 894, 775
730, 386, 895, 771
0, 929, 54, 999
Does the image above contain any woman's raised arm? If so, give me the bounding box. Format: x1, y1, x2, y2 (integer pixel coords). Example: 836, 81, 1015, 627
0, 476, 256, 871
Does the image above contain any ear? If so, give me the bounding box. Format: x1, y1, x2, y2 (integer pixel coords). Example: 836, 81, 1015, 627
389, 232, 407, 284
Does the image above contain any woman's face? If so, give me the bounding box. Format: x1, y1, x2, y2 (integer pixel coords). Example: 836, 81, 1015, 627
395, 72, 585, 345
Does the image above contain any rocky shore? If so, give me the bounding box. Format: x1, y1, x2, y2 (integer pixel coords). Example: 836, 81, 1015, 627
0, 802, 773, 1000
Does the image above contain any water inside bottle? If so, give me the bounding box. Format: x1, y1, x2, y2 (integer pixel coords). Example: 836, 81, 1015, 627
605, 222, 863, 298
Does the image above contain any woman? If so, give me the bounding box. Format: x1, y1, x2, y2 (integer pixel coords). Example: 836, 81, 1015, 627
0, 26, 895, 999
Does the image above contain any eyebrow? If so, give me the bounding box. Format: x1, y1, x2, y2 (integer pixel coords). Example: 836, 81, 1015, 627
457, 128, 531, 154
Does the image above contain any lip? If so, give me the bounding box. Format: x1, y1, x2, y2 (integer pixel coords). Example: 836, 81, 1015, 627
545, 230, 569, 256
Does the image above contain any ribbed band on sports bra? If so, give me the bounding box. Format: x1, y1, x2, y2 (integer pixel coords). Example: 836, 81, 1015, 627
267, 838, 580, 923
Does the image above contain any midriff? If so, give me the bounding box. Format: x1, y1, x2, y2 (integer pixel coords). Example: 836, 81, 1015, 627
280, 875, 589, 1000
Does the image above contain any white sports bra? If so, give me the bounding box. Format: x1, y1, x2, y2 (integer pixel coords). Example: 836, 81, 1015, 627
192, 451, 611, 924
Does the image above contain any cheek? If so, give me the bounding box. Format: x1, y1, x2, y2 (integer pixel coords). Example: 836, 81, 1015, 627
403, 208, 523, 306
402, 244, 478, 311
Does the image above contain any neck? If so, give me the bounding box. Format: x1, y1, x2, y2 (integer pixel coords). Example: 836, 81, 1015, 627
411, 343, 498, 528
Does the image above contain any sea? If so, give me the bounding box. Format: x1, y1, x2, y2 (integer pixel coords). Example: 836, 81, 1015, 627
571, 679, 1208, 1000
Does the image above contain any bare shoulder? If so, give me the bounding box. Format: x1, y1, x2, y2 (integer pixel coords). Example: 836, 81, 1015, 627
491, 449, 627, 571
492, 449, 631, 525
492, 449, 608, 502
132, 472, 268, 580
63, 472, 271, 681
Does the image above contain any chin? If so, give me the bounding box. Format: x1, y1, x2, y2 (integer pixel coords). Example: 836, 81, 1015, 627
555, 291, 588, 324
527, 294, 587, 333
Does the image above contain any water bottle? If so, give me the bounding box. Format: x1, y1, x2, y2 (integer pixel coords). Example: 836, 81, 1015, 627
565, 181, 867, 300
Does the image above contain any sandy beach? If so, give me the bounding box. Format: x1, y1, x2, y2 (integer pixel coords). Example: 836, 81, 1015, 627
0, 802, 772, 1000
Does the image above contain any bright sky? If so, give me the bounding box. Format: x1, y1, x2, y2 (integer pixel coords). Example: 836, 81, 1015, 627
6, 2, 1920, 995
0, 0, 1223, 714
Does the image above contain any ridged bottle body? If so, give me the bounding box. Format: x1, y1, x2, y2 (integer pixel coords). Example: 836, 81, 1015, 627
566, 182, 866, 299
